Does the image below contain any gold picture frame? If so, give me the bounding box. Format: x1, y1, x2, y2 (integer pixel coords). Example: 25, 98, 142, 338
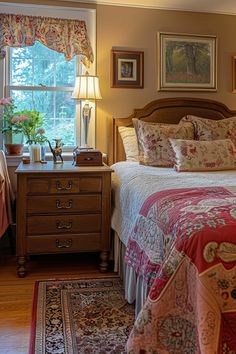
158, 32, 217, 91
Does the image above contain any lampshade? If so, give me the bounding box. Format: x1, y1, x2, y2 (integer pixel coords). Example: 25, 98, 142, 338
71, 73, 102, 100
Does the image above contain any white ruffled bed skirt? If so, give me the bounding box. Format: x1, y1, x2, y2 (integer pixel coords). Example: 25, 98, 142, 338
113, 231, 148, 317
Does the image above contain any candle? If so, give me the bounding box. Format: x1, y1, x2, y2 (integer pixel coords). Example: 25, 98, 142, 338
29, 144, 41, 162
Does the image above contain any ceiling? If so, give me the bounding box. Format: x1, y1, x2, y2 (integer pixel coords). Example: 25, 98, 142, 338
67, 0, 236, 15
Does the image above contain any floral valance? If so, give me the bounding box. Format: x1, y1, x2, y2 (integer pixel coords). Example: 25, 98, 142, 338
0, 13, 94, 65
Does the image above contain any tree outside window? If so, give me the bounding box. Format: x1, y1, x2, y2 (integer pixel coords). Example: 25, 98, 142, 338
8, 41, 78, 147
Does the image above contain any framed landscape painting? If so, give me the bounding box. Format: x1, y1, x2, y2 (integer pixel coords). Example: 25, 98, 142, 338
158, 32, 217, 91
111, 49, 144, 88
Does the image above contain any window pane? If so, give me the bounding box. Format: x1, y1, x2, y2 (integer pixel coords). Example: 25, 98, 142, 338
44, 119, 76, 147
9, 42, 78, 147
11, 58, 33, 86
56, 59, 76, 87
10, 42, 76, 87
11, 90, 76, 147
33, 59, 55, 87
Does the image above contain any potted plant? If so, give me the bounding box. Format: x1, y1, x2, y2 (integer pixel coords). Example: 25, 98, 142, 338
11, 110, 48, 161
0, 97, 47, 156
0, 97, 24, 155
12, 110, 44, 143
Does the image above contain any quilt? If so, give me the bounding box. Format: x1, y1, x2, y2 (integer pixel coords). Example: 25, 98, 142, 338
126, 186, 236, 353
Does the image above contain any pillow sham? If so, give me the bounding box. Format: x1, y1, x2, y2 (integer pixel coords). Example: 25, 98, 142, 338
118, 126, 139, 162
181, 115, 236, 145
169, 138, 236, 172
133, 119, 194, 167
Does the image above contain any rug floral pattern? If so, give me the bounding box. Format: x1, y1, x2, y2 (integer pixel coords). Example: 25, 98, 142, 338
31, 278, 134, 354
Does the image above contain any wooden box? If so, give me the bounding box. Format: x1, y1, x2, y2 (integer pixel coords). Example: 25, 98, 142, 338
73, 149, 103, 166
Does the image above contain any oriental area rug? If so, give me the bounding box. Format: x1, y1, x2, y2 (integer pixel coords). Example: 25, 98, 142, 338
29, 277, 135, 354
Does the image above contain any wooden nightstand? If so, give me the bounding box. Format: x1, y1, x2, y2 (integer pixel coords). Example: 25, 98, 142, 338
15, 161, 113, 277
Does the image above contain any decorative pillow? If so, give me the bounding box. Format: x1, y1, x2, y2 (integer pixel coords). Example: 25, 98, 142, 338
169, 138, 236, 172
118, 126, 139, 162
133, 119, 194, 166
181, 115, 236, 146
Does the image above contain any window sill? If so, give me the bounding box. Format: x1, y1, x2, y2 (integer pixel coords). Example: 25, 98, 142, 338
6, 152, 74, 167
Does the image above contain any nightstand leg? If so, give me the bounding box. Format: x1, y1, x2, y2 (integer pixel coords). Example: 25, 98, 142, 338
100, 251, 109, 272
17, 256, 27, 277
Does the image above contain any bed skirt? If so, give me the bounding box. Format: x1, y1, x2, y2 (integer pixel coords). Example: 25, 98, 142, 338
113, 231, 148, 317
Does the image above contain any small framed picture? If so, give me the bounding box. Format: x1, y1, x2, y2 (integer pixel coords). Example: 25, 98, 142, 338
111, 50, 144, 88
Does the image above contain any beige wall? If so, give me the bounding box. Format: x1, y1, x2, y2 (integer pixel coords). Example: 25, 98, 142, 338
96, 5, 236, 154
2, 1, 236, 157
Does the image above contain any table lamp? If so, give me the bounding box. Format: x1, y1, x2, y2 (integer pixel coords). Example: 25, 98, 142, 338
72, 71, 102, 148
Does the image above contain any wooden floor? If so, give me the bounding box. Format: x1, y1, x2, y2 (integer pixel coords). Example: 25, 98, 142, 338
0, 237, 116, 354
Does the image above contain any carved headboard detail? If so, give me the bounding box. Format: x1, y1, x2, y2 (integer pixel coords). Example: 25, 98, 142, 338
109, 97, 236, 164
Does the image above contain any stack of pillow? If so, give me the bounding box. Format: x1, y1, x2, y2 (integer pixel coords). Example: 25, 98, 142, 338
118, 115, 236, 172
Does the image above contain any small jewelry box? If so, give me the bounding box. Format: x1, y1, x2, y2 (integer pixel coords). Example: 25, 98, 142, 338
73, 148, 103, 166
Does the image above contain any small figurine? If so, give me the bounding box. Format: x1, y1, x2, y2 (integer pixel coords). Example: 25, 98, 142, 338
48, 139, 64, 164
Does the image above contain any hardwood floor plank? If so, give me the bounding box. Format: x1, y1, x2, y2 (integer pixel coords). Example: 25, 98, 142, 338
0, 247, 116, 354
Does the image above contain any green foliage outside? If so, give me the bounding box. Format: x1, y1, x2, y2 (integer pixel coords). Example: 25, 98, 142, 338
10, 42, 77, 146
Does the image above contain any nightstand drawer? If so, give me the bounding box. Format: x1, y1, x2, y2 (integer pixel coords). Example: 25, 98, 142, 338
27, 195, 102, 214
27, 176, 102, 194
27, 214, 101, 235
27, 233, 101, 253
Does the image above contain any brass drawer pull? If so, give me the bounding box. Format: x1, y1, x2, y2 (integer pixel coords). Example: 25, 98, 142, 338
56, 181, 72, 191
56, 220, 72, 229
56, 200, 73, 209
56, 239, 72, 248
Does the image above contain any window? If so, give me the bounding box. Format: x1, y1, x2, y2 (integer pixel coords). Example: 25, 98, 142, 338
0, 4, 96, 150
7, 41, 79, 147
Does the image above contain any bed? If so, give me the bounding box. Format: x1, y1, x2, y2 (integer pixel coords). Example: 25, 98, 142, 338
110, 97, 236, 353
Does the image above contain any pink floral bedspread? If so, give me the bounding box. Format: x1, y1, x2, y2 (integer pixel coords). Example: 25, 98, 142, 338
126, 186, 236, 353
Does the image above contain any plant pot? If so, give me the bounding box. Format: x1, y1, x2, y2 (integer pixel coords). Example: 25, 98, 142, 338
5, 143, 24, 155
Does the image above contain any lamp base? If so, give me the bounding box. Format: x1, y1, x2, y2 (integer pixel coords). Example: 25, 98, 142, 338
82, 103, 92, 148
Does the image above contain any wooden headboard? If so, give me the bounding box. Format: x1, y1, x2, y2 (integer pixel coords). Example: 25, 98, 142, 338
109, 97, 236, 164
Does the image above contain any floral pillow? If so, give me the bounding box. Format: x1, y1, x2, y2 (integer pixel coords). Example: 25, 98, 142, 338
169, 138, 236, 172
181, 115, 236, 146
133, 119, 194, 167
118, 126, 138, 162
